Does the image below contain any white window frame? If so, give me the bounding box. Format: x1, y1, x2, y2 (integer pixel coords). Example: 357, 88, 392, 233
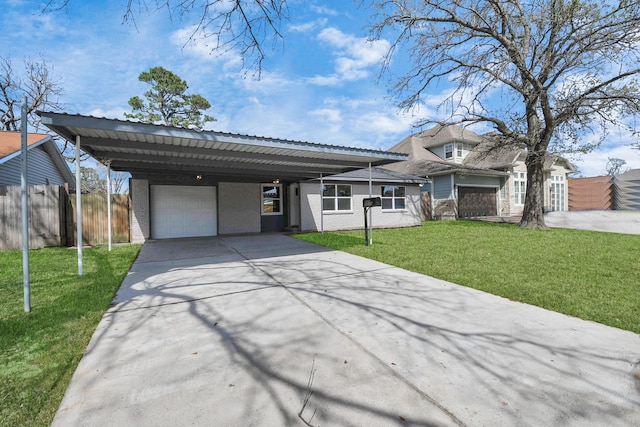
550, 175, 565, 211
322, 184, 352, 212
513, 172, 526, 205
444, 143, 453, 160
261, 183, 282, 216
381, 185, 406, 210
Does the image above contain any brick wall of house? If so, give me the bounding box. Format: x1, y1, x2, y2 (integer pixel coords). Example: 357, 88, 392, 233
568, 176, 613, 211
130, 178, 150, 243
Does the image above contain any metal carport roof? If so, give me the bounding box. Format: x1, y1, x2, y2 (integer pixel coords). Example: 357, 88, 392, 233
37, 112, 407, 181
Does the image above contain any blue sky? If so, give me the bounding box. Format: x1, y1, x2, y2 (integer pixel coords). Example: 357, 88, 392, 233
2, 0, 639, 177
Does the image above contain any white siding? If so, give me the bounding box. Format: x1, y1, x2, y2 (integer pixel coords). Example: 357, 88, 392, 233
300, 182, 421, 232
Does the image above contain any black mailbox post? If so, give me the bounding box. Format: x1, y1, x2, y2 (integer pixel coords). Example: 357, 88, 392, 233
362, 197, 381, 245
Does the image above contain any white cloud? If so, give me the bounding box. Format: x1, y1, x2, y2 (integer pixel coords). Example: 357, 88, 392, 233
289, 18, 328, 33
170, 25, 243, 72
571, 143, 640, 177
309, 27, 390, 86
88, 107, 129, 120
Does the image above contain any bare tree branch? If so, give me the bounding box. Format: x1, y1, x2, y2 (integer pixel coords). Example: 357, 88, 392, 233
370, 0, 640, 227
45, 1, 288, 76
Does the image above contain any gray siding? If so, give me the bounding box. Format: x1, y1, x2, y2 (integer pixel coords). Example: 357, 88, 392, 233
613, 170, 640, 210
455, 175, 501, 187
433, 175, 453, 199
130, 179, 150, 243
431, 146, 446, 160
218, 182, 261, 234
0, 147, 66, 186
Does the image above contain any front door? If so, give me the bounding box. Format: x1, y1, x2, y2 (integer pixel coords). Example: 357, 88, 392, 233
260, 183, 284, 232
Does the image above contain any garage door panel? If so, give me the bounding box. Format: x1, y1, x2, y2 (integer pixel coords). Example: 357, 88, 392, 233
458, 187, 497, 218
151, 185, 217, 238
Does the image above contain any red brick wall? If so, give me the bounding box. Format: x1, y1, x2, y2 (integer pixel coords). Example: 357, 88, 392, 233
568, 176, 613, 211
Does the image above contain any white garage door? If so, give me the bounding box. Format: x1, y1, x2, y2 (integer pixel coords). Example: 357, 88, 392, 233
151, 185, 217, 239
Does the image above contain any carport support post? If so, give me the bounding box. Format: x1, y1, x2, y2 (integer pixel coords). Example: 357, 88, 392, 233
21, 96, 31, 312
75, 135, 83, 275
320, 173, 324, 234
106, 162, 112, 252
368, 162, 373, 245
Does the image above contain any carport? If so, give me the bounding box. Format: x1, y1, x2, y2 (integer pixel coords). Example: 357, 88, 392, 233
37, 111, 408, 270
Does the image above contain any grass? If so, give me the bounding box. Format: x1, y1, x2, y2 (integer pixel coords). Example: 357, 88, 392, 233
0, 244, 140, 427
293, 221, 640, 334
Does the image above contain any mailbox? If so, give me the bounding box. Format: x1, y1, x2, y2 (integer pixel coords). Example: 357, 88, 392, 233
363, 197, 381, 208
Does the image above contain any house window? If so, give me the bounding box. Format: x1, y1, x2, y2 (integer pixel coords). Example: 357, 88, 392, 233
456, 143, 464, 158
381, 186, 406, 210
262, 184, 282, 215
550, 175, 565, 211
514, 172, 526, 205
444, 144, 453, 159
323, 184, 352, 212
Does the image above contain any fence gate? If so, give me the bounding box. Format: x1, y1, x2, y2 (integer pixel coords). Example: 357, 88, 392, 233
0, 185, 67, 251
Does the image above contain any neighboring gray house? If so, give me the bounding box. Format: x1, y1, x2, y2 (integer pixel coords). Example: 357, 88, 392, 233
38, 112, 422, 242
0, 131, 75, 188
613, 169, 640, 210
385, 124, 575, 219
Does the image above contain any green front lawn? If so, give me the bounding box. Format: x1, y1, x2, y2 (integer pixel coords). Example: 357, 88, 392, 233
294, 221, 640, 334
0, 245, 140, 427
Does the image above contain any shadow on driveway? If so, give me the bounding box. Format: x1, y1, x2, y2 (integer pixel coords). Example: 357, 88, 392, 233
53, 234, 640, 426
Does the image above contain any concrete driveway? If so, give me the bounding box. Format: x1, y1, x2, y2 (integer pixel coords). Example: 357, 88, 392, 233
53, 234, 640, 426
545, 210, 640, 234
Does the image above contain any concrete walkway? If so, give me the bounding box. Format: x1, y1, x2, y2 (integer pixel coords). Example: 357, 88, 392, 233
53, 234, 640, 426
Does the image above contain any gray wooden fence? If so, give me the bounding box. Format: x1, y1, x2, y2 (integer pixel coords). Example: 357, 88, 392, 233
0, 185, 67, 250
1, 185, 131, 251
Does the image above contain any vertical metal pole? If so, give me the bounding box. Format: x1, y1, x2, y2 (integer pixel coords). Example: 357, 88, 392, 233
107, 162, 112, 251
364, 206, 369, 246
75, 135, 83, 275
368, 162, 373, 245
320, 173, 324, 234
21, 96, 31, 312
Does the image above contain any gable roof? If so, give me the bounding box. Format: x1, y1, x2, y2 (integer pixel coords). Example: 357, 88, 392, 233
389, 124, 484, 152
319, 166, 427, 184
463, 140, 522, 169
0, 132, 51, 162
400, 159, 510, 177
0, 131, 75, 189
38, 112, 408, 181
386, 124, 575, 177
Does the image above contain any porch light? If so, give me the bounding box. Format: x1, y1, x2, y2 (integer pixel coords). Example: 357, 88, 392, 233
273, 178, 280, 184
195, 174, 203, 181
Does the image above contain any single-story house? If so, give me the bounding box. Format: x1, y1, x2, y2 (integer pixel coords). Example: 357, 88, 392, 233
385, 124, 575, 219
0, 131, 75, 188
38, 112, 423, 243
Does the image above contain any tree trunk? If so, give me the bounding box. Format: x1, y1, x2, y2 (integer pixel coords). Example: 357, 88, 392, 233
519, 151, 548, 229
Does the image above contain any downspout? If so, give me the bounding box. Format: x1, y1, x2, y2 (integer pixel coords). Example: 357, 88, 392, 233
75, 135, 83, 276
